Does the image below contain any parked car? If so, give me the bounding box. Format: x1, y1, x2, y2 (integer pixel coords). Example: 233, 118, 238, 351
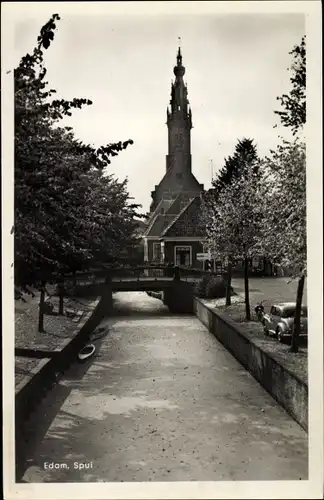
263, 302, 308, 343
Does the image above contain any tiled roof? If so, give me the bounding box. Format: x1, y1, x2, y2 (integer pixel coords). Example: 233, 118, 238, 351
151, 198, 174, 218
144, 214, 177, 237
165, 193, 191, 215
161, 198, 194, 236
162, 196, 205, 237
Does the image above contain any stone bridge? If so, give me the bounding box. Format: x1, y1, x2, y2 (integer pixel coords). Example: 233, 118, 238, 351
60, 265, 214, 314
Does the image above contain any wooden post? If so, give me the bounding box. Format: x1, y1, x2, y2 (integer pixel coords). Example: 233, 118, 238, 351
291, 274, 305, 353
174, 266, 180, 280
38, 282, 46, 333
58, 279, 64, 315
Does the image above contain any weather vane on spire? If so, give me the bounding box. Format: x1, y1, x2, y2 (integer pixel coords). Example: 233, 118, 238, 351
178, 36, 181, 48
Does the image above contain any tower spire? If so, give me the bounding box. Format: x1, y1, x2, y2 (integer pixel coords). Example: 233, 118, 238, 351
174, 41, 184, 78
167, 44, 191, 126
177, 36, 182, 60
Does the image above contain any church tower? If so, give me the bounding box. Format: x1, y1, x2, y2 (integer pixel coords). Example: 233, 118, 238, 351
166, 47, 193, 175
144, 44, 205, 267
148, 45, 203, 213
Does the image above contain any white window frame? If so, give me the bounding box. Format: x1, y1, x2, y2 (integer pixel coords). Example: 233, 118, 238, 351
152, 242, 161, 261
144, 238, 148, 261
174, 245, 192, 266
160, 240, 165, 262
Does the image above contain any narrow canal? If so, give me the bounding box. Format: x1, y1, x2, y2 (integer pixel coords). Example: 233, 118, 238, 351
19, 292, 307, 482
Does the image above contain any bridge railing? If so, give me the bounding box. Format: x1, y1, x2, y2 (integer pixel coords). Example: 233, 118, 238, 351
42, 264, 224, 293
110, 265, 172, 280
177, 265, 223, 278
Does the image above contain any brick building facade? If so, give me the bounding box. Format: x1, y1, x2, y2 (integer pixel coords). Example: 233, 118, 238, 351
143, 47, 205, 267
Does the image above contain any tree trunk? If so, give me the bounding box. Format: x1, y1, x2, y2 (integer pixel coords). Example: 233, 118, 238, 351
290, 274, 305, 353
225, 258, 232, 306
58, 279, 64, 315
244, 257, 251, 320
38, 283, 45, 333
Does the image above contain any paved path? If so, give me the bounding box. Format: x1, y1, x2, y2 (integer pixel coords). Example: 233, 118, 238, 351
19, 292, 307, 482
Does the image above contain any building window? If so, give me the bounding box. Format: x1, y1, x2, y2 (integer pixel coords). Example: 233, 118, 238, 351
153, 242, 161, 261
174, 246, 191, 266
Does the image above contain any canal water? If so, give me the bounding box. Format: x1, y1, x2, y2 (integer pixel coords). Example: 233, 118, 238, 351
19, 292, 307, 482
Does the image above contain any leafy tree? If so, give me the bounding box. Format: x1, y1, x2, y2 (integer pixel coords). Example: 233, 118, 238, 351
201, 139, 259, 306
274, 36, 306, 135
14, 14, 141, 325
258, 139, 306, 352
213, 138, 259, 194
202, 164, 264, 318
266, 35, 307, 352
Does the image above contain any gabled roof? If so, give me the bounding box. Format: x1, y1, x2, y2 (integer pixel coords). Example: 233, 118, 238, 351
162, 196, 205, 238
161, 198, 194, 236
151, 165, 203, 210
144, 214, 176, 237
165, 193, 191, 215
143, 212, 159, 237
144, 197, 175, 237
149, 198, 174, 219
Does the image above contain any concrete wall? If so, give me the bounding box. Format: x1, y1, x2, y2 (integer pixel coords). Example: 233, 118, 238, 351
193, 297, 308, 431
15, 297, 103, 429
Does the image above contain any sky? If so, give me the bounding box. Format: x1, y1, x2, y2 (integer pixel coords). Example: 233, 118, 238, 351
10, 3, 305, 213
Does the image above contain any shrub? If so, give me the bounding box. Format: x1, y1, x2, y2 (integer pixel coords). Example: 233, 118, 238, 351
194, 275, 233, 299
205, 276, 228, 298
194, 275, 212, 298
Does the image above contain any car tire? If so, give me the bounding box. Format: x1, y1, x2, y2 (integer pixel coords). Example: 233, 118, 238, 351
277, 328, 284, 343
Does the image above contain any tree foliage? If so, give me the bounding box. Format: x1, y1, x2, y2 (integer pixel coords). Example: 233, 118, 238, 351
212, 138, 259, 194
258, 139, 306, 278
204, 168, 264, 261
202, 138, 259, 245
201, 139, 263, 316
274, 36, 306, 135
258, 138, 306, 352
15, 14, 141, 288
